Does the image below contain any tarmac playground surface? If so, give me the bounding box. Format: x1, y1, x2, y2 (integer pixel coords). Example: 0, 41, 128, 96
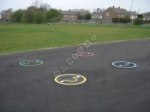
0, 39, 150, 112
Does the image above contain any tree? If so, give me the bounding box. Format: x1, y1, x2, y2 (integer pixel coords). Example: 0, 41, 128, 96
11, 9, 24, 23
134, 14, 144, 25
77, 12, 91, 20
40, 3, 51, 11
77, 13, 83, 20
137, 14, 143, 19
46, 9, 62, 22
21, 6, 36, 23
85, 13, 91, 20
33, 10, 45, 24
134, 18, 143, 25
32, 0, 42, 8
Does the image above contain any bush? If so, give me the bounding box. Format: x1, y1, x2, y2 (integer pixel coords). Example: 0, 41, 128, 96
144, 20, 150, 24
21, 7, 36, 23
77, 13, 91, 20
120, 18, 130, 23
33, 11, 45, 24
112, 18, 119, 23
137, 14, 143, 19
133, 19, 144, 25
85, 13, 91, 20
11, 9, 24, 23
112, 18, 130, 23
46, 9, 62, 23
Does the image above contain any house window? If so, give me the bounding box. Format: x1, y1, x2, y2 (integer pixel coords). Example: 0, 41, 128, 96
106, 12, 110, 16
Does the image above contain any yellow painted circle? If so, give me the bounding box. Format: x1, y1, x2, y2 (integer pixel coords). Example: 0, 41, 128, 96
54, 74, 87, 86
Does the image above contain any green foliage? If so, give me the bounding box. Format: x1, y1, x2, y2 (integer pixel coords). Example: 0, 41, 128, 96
21, 6, 36, 23
133, 14, 144, 25
77, 13, 83, 20
134, 19, 144, 25
112, 18, 119, 23
85, 13, 91, 20
112, 18, 130, 23
11, 6, 61, 24
46, 9, 62, 22
144, 20, 150, 24
11, 9, 24, 23
33, 10, 46, 24
77, 13, 91, 20
120, 18, 130, 23
137, 14, 143, 19
0, 24, 150, 54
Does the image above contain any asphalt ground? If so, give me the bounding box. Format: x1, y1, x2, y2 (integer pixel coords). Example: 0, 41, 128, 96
0, 39, 150, 112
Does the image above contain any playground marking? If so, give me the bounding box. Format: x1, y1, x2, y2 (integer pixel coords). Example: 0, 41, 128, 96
54, 74, 87, 86
112, 61, 137, 69
19, 60, 43, 66
76, 52, 94, 57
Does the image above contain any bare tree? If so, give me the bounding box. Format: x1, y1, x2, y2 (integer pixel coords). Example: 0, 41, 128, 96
32, 0, 51, 10
40, 3, 51, 10
32, 0, 42, 8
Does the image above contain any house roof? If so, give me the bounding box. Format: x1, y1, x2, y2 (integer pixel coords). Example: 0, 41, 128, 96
143, 12, 150, 18
61, 11, 77, 15
61, 10, 89, 15
109, 7, 128, 14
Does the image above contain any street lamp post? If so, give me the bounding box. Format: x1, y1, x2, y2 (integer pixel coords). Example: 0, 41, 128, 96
130, 0, 134, 24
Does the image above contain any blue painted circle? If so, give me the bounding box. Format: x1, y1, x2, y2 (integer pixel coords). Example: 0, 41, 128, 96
19, 60, 43, 66
112, 61, 137, 68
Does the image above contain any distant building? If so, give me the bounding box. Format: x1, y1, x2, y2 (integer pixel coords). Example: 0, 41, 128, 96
61, 10, 78, 23
143, 12, 150, 20
92, 8, 103, 23
102, 6, 129, 23
1, 8, 13, 22
129, 11, 138, 20
0, 14, 2, 20
61, 9, 90, 23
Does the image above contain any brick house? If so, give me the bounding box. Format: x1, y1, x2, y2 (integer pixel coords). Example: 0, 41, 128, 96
102, 6, 129, 23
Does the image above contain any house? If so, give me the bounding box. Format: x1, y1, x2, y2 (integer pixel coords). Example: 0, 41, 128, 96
61, 10, 78, 23
92, 8, 103, 23
61, 9, 90, 23
102, 6, 129, 23
129, 11, 138, 20
143, 12, 150, 20
1, 8, 13, 22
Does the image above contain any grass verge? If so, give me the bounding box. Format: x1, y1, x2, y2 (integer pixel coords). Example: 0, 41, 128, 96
0, 24, 150, 54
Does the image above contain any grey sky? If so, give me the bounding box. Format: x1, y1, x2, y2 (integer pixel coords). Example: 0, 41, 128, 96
0, 0, 149, 13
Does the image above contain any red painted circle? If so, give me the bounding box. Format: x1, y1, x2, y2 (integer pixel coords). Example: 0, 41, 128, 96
76, 52, 94, 57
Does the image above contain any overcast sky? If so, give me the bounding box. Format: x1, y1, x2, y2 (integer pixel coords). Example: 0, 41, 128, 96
0, 0, 149, 13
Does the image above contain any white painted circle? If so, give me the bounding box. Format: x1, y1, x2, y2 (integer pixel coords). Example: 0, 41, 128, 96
19, 60, 43, 66
54, 74, 87, 86
112, 61, 137, 68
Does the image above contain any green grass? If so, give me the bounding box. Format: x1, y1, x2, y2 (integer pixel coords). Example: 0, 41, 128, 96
0, 24, 150, 54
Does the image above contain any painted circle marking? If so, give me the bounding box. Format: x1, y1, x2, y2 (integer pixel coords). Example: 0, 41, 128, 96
112, 61, 137, 68
54, 74, 87, 86
76, 52, 94, 57
19, 60, 43, 66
